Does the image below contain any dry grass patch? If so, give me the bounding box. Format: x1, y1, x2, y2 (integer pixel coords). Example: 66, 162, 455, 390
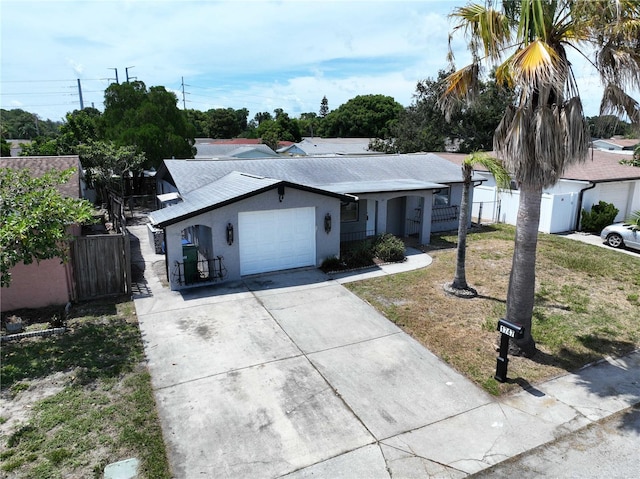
346, 224, 640, 395
1, 298, 170, 478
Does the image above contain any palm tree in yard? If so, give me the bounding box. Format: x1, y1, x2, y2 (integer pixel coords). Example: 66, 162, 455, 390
441, 0, 640, 356
446, 152, 511, 297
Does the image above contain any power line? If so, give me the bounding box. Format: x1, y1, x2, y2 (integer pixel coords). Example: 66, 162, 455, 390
0, 78, 106, 83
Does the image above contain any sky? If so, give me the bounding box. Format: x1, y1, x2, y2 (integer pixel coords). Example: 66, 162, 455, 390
0, 0, 612, 124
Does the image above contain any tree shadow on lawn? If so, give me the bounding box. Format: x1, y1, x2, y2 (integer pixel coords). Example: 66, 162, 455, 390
530, 336, 637, 372
1, 299, 143, 389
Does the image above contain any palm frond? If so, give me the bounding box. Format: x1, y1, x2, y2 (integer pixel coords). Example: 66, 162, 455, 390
626, 210, 640, 230
510, 40, 563, 92
533, 105, 564, 187
450, 3, 511, 62
600, 83, 640, 124
464, 151, 512, 191
518, 0, 551, 43
562, 97, 590, 163
438, 64, 480, 121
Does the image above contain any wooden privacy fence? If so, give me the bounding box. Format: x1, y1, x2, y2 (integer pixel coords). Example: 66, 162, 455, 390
71, 233, 131, 300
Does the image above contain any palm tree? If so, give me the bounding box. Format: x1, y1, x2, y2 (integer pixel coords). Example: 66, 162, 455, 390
446, 152, 511, 297
441, 0, 640, 356
627, 210, 640, 230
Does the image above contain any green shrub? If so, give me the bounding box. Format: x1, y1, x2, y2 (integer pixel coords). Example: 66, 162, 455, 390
320, 256, 344, 272
342, 239, 375, 268
373, 233, 406, 262
581, 201, 619, 233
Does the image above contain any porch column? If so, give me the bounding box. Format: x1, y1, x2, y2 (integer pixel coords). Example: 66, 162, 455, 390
419, 192, 433, 245
376, 198, 388, 234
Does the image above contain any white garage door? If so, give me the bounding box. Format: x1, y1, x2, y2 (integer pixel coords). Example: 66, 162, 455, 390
599, 182, 631, 221
239, 207, 316, 275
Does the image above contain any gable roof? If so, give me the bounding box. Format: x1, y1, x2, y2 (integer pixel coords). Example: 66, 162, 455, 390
0, 155, 82, 198
149, 171, 354, 227
277, 137, 373, 156
194, 142, 278, 158
159, 153, 468, 197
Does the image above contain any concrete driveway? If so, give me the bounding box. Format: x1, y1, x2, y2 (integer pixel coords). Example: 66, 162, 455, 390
133, 261, 492, 478
129, 225, 640, 478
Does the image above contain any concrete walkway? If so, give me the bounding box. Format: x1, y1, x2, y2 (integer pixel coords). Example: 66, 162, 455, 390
128, 225, 640, 478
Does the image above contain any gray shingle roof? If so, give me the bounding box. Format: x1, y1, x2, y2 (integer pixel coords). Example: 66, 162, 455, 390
194, 143, 278, 158
161, 153, 466, 196
150, 171, 354, 227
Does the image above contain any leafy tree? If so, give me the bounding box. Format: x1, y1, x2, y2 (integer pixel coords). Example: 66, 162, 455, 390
273, 109, 302, 142
373, 73, 450, 153
184, 109, 210, 137
0, 167, 94, 287
319, 96, 329, 118
260, 124, 281, 151
0, 109, 61, 139
441, 0, 640, 357
253, 111, 273, 125
19, 137, 60, 156
56, 108, 102, 154
101, 81, 195, 168
450, 74, 515, 153
298, 112, 320, 137
235, 108, 249, 132
78, 140, 145, 200
318, 94, 403, 138
206, 108, 249, 138
588, 115, 633, 138
1, 138, 11, 157
446, 152, 511, 297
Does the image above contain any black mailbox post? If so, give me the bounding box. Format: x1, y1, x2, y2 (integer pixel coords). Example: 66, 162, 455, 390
495, 319, 525, 382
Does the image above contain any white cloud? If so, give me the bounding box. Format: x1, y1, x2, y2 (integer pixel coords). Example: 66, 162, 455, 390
1, 0, 620, 124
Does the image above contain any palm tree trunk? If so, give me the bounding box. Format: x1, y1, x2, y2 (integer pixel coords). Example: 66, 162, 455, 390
505, 182, 541, 357
451, 164, 471, 290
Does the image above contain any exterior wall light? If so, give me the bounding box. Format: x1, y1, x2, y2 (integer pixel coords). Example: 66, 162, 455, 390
278, 185, 285, 202
226, 223, 234, 245
324, 213, 332, 233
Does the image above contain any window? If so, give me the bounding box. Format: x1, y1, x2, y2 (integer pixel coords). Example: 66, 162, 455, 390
432, 188, 450, 206
341, 201, 359, 222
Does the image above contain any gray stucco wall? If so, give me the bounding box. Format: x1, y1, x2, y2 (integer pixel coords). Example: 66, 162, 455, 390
163, 187, 342, 290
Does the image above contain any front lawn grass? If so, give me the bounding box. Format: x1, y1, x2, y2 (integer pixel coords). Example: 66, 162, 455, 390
346, 224, 640, 395
0, 298, 171, 479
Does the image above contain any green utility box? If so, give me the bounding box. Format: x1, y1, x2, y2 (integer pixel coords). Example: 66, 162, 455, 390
182, 244, 198, 283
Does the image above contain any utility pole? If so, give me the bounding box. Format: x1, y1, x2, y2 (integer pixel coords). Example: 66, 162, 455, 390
109, 68, 119, 84
181, 77, 190, 109
77, 79, 84, 109
126, 66, 136, 82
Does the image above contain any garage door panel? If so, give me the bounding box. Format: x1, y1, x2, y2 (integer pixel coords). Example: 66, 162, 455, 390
239, 208, 316, 275
599, 183, 630, 221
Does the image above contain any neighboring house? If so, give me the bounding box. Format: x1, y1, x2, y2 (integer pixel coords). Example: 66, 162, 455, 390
0, 156, 83, 312
194, 138, 293, 159
592, 137, 639, 151
441, 149, 640, 233
6, 139, 31, 157
277, 137, 374, 156
150, 153, 480, 290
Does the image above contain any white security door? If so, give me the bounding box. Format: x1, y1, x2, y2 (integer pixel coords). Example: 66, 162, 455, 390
239, 207, 316, 275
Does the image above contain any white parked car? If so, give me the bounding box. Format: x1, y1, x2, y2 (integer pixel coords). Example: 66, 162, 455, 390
600, 223, 640, 251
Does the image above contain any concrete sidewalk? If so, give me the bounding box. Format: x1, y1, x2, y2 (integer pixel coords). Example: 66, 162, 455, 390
129, 225, 640, 478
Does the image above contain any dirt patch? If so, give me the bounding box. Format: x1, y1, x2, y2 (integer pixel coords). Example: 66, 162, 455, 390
0, 371, 72, 440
